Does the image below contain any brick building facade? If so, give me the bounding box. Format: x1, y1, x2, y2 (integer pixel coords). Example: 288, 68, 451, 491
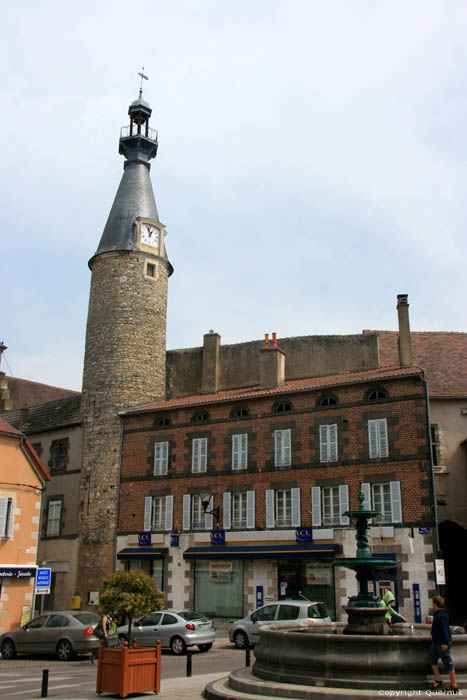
116, 350, 436, 621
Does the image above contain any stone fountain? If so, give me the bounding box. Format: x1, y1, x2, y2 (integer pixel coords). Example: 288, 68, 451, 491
205, 492, 467, 699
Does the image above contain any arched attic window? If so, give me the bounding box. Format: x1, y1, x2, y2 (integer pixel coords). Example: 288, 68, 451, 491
230, 406, 250, 418
273, 400, 293, 413
154, 415, 171, 428
191, 410, 210, 423
366, 388, 389, 402
318, 395, 338, 407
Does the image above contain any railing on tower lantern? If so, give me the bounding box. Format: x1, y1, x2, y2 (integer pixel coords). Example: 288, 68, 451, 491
120, 125, 158, 142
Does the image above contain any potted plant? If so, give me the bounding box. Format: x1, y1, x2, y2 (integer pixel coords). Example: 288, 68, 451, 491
96, 570, 164, 698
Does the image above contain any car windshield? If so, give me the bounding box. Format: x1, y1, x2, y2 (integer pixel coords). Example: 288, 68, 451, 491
72, 613, 100, 625
176, 612, 205, 621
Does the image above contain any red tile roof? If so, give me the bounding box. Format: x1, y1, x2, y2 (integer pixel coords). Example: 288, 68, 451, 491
124, 365, 421, 414
3, 377, 79, 411
365, 331, 467, 398
0, 416, 22, 436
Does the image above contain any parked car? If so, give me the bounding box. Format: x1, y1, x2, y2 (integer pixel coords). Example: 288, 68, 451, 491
229, 600, 331, 649
118, 610, 215, 655
0, 611, 117, 661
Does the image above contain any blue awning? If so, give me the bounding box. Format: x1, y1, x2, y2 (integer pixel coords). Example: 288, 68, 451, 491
117, 547, 166, 560
183, 543, 339, 561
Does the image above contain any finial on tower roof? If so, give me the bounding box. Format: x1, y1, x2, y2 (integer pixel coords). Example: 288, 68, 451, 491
138, 67, 149, 98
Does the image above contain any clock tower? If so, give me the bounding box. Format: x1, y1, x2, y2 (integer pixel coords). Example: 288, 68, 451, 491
77, 89, 173, 602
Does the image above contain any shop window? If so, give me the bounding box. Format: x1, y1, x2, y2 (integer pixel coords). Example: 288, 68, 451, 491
274, 429, 291, 467
0, 497, 13, 538
46, 500, 62, 537
153, 441, 169, 475
232, 434, 248, 470
125, 558, 164, 591
194, 560, 244, 618
192, 437, 207, 473
319, 424, 338, 463
368, 418, 389, 458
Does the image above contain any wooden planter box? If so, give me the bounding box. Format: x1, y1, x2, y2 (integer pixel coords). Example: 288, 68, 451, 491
96, 641, 161, 698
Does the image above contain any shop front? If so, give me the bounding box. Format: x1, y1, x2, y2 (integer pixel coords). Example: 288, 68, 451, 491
117, 547, 166, 592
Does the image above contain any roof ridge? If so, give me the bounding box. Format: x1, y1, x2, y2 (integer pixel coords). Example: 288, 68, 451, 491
6, 376, 79, 393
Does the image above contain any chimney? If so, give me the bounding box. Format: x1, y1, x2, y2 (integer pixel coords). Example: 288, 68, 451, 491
260, 332, 286, 389
20, 404, 29, 425
397, 294, 413, 367
202, 331, 221, 394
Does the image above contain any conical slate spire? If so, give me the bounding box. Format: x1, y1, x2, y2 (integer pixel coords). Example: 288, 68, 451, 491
90, 92, 171, 272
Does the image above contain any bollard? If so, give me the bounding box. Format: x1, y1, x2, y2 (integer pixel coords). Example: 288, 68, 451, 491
245, 648, 251, 667
41, 669, 49, 698
186, 650, 192, 677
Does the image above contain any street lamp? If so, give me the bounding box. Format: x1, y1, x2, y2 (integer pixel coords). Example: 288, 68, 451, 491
200, 491, 220, 526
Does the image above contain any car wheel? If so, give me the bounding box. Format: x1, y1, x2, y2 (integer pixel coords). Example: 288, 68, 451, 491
197, 643, 212, 652
233, 630, 249, 649
170, 636, 187, 655
56, 639, 74, 661
1, 638, 17, 660
118, 634, 128, 647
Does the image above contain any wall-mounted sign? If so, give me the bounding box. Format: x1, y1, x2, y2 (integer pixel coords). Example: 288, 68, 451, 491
36, 568, 51, 588
418, 528, 430, 535
256, 585, 264, 608
170, 534, 179, 547
138, 532, 152, 546
295, 527, 313, 543
435, 559, 446, 586
210, 529, 225, 545
413, 583, 421, 623
0, 567, 36, 578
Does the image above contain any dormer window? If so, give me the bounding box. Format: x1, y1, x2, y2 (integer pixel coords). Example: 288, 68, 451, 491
319, 395, 338, 407
230, 406, 250, 418
191, 410, 210, 423
367, 388, 388, 401
274, 401, 292, 413
154, 416, 171, 428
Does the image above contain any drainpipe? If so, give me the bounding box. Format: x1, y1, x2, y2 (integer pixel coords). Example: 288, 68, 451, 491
419, 374, 440, 559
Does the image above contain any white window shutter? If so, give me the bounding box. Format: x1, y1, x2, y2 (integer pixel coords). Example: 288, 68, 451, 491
232, 435, 239, 470
291, 488, 301, 527
390, 481, 402, 523
201, 438, 207, 471
368, 421, 378, 458
311, 487, 322, 527
165, 495, 174, 531
379, 419, 389, 457
329, 424, 338, 462
246, 490, 255, 529
274, 431, 282, 466
361, 483, 372, 523
154, 442, 168, 475
162, 441, 168, 474
192, 439, 199, 471
182, 494, 191, 530
144, 497, 153, 531
241, 433, 248, 469
223, 492, 232, 530
319, 425, 328, 462
339, 484, 350, 526
266, 489, 275, 528
283, 429, 291, 466
205, 495, 214, 530
0, 498, 7, 537
6, 498, 13, 537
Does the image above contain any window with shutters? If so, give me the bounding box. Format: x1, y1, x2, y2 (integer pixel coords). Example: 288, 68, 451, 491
319, 424, 338, 463
232, 492, 247, 528
361, 481, 402, 524
192, 437, 207, 473
322, 487, 340, 526
152, 496, 166, 530
368, 419, 389, 458
154, 441, 169, 475
145, 495, 173, 531
372, 484, 393, 523
274, 429, 291, 467
46, 500, 62, 537
0, 497, 13, 538
232, 434, 248, 470
191, 494, 205, 530
276, 490, 292, 527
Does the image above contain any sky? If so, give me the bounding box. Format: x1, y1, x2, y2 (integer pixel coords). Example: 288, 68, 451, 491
1, 1, 466, 392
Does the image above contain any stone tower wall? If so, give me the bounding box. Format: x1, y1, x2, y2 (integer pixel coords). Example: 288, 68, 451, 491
78, 250, 168, 600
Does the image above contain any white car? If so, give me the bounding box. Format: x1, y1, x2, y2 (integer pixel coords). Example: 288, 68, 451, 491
229, 600, 331, 649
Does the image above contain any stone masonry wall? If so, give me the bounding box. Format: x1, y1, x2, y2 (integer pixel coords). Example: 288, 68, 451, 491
78, 250, 169, 602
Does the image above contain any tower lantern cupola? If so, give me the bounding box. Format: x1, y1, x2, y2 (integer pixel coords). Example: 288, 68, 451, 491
119, 88, 158, 162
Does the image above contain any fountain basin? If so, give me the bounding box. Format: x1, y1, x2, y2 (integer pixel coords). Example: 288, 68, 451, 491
252, 622, 467, 690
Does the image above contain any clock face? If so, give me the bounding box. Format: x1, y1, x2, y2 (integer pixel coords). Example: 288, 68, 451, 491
141, 224, 159, 248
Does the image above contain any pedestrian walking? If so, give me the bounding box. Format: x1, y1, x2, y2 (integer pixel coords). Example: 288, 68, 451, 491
428, 595, 459, 693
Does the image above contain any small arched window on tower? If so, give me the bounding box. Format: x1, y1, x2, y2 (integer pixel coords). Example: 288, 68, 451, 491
154, 416, 171, 428
366, 388, 389, 402
318, 395, 338, 407
273, 400, 293, 414
230, 406, 250, 419
191, 410, 210, 424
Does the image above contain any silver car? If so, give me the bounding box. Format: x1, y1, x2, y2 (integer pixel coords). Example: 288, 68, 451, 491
0, 611, 115, 661
118, 610, 215, 655
229, 600, 331, 649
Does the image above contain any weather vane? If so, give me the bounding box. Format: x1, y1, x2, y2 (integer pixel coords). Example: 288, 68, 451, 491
138, 67, 149, 97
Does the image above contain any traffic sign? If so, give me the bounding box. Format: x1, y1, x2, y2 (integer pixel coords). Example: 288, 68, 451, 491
36, 567, 51, 588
